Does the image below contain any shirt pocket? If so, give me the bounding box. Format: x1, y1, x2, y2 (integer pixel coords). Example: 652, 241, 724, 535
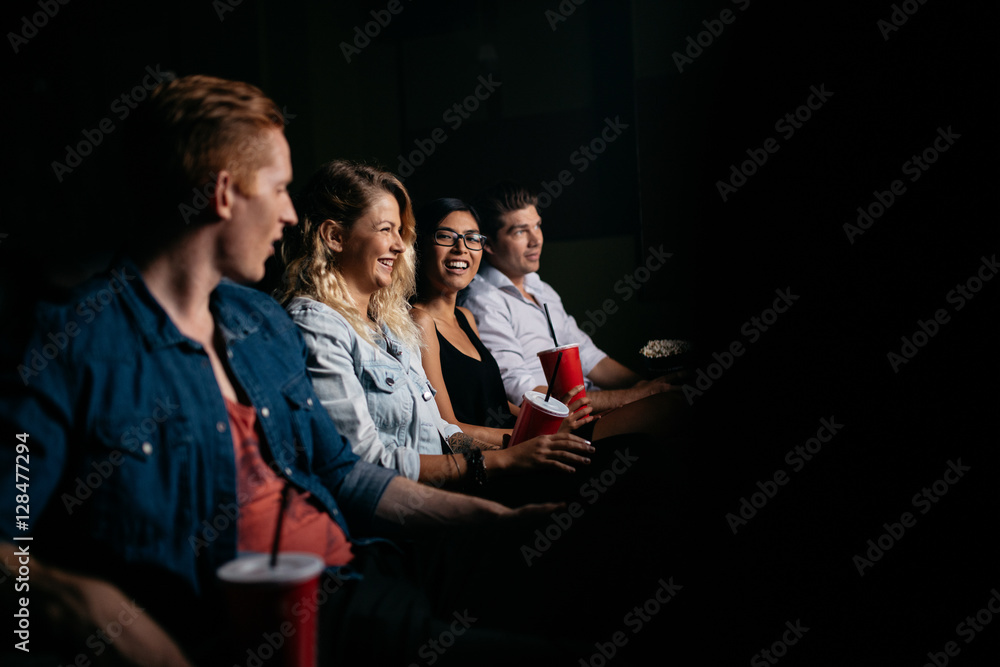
358, 364, 411, 433
73, 413, 196, 560
402, 357, 433, 397
279, 371, 318, 471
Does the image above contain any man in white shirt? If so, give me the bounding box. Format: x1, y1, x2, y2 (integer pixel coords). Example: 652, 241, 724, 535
460, 181, 674, 414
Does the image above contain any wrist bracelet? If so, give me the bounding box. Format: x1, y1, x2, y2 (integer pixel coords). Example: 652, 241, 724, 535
462, 447, 487, 488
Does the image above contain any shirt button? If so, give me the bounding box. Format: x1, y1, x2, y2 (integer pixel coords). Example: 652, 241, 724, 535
260, 407, 270, 418
306, 398, 313, 407
141, 442, 153, 455
227, 349, 234, 359
284, 467, 293, 476
216, 421, 227, 433
386, 377, 394, 386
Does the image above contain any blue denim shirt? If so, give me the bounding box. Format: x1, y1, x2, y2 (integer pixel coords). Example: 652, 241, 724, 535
0, 261, 397, 620
286, 297, 461, 481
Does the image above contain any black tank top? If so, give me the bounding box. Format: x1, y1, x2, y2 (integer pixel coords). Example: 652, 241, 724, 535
436, 310, 517, 430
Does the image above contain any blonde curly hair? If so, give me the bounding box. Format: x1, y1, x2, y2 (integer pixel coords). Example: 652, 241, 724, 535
278, 160, 420, 351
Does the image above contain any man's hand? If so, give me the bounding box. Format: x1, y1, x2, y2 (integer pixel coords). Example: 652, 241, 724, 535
632, 376, 674, 396
1, 543, 192, 666
494, 502, 567, 523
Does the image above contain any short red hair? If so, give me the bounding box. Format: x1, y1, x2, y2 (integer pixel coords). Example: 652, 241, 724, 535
149, 74, 285, 197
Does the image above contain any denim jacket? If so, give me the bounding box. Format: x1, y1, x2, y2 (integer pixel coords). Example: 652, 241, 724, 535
286, 297, 461, 481
0, 261, 397, 635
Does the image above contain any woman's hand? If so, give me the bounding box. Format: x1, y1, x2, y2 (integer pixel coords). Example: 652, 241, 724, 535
496, 433, 594, 474
557, 384, 596, 433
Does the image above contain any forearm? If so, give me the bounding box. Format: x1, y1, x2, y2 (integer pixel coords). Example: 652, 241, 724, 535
588, 386, 649, 412
587, 357, 643, 390
416, 432, 508, 488
451, 421, 508, 447
447, 431, 501, 453
417, 452, 467, 488
372, 476, 508, 533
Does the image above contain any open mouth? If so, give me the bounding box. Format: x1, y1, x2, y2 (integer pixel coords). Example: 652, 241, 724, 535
445, 260, 470, 271
377, 258, 394, 270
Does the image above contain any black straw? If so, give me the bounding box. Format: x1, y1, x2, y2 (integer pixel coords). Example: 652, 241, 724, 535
544, 352, 563, 402
270, 481, 292, 568
543, 304, 559, 346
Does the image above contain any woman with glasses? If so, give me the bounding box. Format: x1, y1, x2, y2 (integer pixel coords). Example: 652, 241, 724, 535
411, 197, 694, 453
411, 198, 596, 449
279, 162, 594, 489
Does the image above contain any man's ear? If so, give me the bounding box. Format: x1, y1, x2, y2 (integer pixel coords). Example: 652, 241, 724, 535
319, 219, 345, 253
213, 170, 236, 221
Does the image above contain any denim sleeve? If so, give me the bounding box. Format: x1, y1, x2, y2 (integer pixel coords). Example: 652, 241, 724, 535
289, 302, 422, 480
461, 285, 540, 405
0, 315, 74, 543
334, 460, 398, 534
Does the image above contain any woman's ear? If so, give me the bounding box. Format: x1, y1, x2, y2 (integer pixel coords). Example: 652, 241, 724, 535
319, 219, 345, 253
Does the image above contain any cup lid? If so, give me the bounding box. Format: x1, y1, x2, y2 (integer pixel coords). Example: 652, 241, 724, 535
522, 391, 570, 417
537, 343, 579, 356
217, 552, 325, 584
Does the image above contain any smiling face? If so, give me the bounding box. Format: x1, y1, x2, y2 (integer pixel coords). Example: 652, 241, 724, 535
484, 204, 542, 281
331, 192, 405, 306
218, 128, 297, 283
422, 210, 483, 295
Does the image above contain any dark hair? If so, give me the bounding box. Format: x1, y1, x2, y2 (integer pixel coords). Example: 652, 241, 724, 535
413, 198, 480, 302
469, 181, 538, 240
414, 198, 480, 243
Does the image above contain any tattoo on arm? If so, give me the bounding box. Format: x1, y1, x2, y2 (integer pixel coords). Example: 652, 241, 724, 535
447, 432, 501, 453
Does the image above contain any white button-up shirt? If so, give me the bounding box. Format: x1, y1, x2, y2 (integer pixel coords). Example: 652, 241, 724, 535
459, 263, 607, 405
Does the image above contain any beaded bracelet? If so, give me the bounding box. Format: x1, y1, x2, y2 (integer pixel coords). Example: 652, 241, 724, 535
462, 447, 487, 488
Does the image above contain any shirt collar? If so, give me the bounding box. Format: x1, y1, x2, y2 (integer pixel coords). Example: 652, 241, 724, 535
479, 263, 542, 303
115, 257, 250, 350
114, 257, 192, 350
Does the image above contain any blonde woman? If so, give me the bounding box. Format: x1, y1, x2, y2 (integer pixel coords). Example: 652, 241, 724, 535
279, 160, 593, 489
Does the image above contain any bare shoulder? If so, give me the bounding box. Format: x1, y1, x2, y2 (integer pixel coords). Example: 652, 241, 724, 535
457, 306, 480, 334
410, 306, 439, 348
410, 305, 434, 329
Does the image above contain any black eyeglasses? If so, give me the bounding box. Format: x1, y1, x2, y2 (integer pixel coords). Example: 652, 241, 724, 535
432, 229, 487, 251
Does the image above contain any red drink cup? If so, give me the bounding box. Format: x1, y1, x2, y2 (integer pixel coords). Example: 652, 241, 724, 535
537, 344, 586, 407
217, 552, 325, 667
508, 390, 570, 448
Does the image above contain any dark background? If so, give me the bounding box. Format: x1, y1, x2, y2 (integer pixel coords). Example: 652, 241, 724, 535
2, 0, 997, 664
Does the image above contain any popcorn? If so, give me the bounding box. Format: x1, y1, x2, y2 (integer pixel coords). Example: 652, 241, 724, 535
640, 339, 692, 358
